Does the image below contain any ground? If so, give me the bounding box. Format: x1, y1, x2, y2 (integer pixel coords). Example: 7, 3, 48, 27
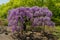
0, 33, 13, 40
0, 26, 60, 40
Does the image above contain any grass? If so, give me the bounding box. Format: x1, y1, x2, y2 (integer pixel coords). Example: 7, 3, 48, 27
53, 26, 60, 40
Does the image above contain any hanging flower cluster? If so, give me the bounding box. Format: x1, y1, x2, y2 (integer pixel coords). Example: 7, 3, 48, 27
8, 6, 55, 32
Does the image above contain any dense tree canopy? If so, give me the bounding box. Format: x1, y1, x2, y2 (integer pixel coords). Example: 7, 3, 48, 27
0, 0, 60, 25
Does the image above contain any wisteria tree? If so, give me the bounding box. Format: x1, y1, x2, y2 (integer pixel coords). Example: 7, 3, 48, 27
8, 6, 55, 33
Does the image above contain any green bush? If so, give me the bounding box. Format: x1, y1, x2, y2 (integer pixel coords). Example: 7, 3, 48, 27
0, 0, 60, 26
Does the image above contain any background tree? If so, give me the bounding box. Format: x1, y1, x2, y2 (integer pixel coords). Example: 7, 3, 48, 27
0, 0, 60, 26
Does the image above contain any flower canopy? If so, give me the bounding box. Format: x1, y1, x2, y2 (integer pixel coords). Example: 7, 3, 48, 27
8, 6, 55, 32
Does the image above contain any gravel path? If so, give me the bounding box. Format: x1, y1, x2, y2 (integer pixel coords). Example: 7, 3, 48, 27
0, 33, 13, 40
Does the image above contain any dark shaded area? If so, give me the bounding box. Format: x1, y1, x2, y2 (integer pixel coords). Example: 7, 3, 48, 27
11, 31, 58, 40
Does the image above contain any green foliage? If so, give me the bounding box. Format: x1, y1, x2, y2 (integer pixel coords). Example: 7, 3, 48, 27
0, 0, 60, 26
53, 26, 60, 39
47, 0, 60, 25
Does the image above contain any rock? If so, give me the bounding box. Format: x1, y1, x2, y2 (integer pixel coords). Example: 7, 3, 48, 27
42, 37, 48, 40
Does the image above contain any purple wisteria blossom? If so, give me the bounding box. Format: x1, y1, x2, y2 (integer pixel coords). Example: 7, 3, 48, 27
8, 6, 55, 32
